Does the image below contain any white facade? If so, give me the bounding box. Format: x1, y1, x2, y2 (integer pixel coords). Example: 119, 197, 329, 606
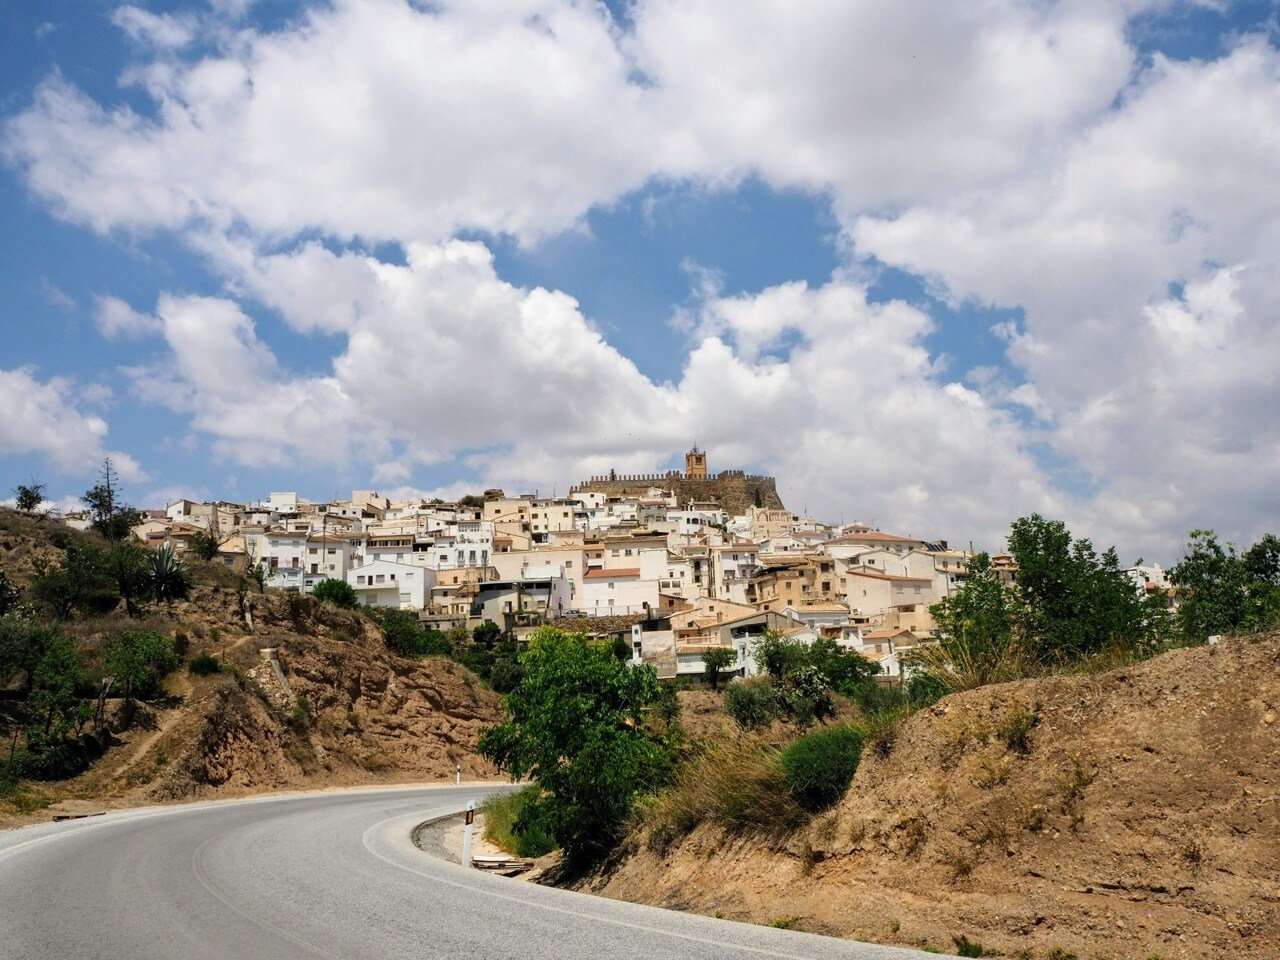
580, 570, 660, 616
348, 560, 434, 609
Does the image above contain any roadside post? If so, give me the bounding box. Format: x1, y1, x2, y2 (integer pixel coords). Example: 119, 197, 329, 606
456, 763, 461, 786
461, 801, 475, 867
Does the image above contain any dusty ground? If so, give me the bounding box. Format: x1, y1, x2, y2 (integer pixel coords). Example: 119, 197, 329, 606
581, 635, 1280, 960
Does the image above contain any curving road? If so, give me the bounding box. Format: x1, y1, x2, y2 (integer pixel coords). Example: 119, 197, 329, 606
0, 785, 935, 960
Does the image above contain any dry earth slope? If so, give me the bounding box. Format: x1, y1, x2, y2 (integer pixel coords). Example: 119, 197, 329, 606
582, 636, 1280, 960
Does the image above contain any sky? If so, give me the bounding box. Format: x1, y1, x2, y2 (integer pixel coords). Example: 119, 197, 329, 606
1, 0, 1279, 562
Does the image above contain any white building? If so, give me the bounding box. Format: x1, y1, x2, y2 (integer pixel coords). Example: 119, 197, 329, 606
348, 560, 434, 609
580, 568, 660, 616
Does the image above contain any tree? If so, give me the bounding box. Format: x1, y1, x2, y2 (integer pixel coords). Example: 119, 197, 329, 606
27, 632, 88, 740
104, 630, 180, 701
31, 543, 116, 618
187, 530, 221, 561
311, 578, 357, 609
702, 646, 736, 690
380, 608, 426, 656
0, 615, 63, 693
807, 637, 879, 695
13, 482, 45, 513
472, 620, 502, 647
783, 664, 836, 728
751, 630, 807, 680
246, 561, 268, 593
923, 553, 1023, 692
106, 541, 149, 617
146, 543, 189, 604
1169, 530, 1280, 639
83, 459, 142, 541
478, 628, 674, 864
1007, 514, 1151, 662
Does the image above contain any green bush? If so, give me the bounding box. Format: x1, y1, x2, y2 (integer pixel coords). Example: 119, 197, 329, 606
779, 725, 864, 811
104, 630, 181, 700
381, 609, 426, 656
481, 785, 556, 858
188, 652, 221, 676
311, 578, 358, 609
490, 659, 524, 693
724, 678, 777, 730
422, 629, 453, 655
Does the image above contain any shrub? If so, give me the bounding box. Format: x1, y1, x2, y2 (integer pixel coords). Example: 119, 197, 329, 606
472, 620, 502, 646
995, 700, 1040, 754
724, 678, 777, 730
381, 608, 426, 656
188, 652, 221, 676
146, 542, 189, 604
422, 629, 453, 656
481, 785, 556, 858
953, 934, 987, 957
104, 630, 180, 700
779, 725, 864, 811
654, 683, 681, 727
311, 578, 358, 609
638, 736, 805, 847
490, 659, 524, 693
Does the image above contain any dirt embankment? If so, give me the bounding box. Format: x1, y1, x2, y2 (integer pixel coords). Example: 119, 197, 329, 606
581, 637, 1280, 960
1, 515, 503, 827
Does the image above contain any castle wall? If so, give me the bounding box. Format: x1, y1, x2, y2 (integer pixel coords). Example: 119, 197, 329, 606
571, 470, 784, 515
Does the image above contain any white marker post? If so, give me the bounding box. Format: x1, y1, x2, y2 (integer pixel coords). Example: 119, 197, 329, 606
455, 763, 461, 786
461, 801, 476, 868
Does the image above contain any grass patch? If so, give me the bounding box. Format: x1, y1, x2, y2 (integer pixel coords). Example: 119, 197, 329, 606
481, 785, 556, 858
953, 934, 987, 957
636, 735, 807, 852
187, 652, 221, 676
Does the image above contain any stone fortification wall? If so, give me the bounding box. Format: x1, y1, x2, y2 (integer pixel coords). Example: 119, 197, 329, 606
572, 470, 784, 515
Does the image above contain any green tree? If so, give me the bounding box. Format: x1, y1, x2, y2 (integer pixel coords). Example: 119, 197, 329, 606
1169, 530, 1280, 638
751, 630, 807, 680
104, 630, 181, 701
472, 620, 502, 646
187, 530, 221, 561
31, 543, 116, 618
478, 628, 674, 864
146, 543, 190, 604
807, 637, 879, 695
783, 665, 836, 728
380, 608, 426, 656
1007, 514, 1151, 661
83, 458, 143, 541
311, 578, 358, 609
701, 646, 736, 690
924, 553, 1022, 691
0, 615, 63, 693
13, 482, 45, 513
27, 633, 88, 739
106, 541, 149, 616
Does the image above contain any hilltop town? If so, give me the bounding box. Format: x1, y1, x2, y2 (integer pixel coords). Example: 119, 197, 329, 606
58, 447, 1171, 685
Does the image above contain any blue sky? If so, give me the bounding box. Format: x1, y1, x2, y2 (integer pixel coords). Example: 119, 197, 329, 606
2, 0, 1278, 558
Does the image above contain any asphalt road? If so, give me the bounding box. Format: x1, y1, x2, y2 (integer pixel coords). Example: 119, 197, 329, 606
0, 785, 937, 960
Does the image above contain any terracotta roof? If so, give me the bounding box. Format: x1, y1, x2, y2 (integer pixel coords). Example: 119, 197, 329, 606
824, 531, 921, 545
861, 628, 914, 640
845, 567, 932, 583
583, 567, 641, 580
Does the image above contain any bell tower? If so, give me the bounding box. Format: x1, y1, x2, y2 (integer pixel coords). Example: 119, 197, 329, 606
685, 444, 707, 478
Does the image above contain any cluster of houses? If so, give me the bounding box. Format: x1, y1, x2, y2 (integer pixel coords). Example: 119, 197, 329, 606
71, 447, 1172, 684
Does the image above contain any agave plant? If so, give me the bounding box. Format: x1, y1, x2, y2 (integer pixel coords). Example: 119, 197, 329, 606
148, 542, 190, 603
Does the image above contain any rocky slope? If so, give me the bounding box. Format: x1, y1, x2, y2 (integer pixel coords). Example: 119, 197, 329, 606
581, 636, 1280, 960
0, 511, 502, 826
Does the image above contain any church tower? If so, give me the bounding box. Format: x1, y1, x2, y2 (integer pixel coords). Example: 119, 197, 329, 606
685, 445, 707, 478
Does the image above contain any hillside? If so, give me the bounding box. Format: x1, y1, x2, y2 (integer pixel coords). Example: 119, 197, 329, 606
580, 636, 1280, 960
0, 511, 501, 827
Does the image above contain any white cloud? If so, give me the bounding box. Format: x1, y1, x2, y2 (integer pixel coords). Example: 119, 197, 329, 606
95, 294, 161, 338
5, 0, 677, 243
122, 239, 1054, 546
111, 6, 197, 50
0, 367, 143, 480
